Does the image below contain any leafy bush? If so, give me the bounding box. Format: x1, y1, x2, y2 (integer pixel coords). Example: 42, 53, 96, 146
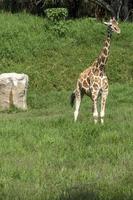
50, 21, 69, 37
45, 8, 69, 37
45, 8, 68, 22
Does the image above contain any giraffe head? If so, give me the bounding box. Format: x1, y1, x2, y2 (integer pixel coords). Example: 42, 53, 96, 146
104, 17, 121, 34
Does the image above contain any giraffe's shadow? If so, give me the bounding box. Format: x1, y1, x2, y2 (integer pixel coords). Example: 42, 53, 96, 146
59, 184, 131, 200
59, 185, 99, 200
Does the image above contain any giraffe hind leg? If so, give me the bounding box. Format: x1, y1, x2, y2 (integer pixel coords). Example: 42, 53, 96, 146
74, 89, 82, 122
91, 90, 99, 124
100, 90, 108, 124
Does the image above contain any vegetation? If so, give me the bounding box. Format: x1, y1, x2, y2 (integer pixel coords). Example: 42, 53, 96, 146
45, 8, 68, 22
0, 13, 132, 200
0, 13, 132, 92
0, 0, 133, 21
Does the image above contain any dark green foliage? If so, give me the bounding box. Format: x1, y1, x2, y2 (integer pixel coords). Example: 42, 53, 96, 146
45, 8, 68, 22
0, 0, 133, 20
45, 8, 69, 36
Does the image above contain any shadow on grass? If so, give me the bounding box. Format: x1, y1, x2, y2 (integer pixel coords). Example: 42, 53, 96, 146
59, 185, 132, 200
59, 185, 99, 200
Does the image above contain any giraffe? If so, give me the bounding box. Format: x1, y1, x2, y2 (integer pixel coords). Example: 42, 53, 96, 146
70, 17, 121, 124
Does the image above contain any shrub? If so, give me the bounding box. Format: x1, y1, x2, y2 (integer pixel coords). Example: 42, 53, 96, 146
45, 8, 68, 22
45, 8, 69, 37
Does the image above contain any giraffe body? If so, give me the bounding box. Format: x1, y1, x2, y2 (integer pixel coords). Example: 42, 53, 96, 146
71, 18, 121, 124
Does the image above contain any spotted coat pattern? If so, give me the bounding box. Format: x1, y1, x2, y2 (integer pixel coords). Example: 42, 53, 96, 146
78, 37, 110, 99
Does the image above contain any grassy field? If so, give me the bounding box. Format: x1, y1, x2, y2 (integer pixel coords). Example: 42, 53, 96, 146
0, 84, 133, 200
0, 13, 133, 200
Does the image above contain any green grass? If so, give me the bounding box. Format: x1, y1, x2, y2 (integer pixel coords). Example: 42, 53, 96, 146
0, 84, 133, 200
0, 13, 133, 200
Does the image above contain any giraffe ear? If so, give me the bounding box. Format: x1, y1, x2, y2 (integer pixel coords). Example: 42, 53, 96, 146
104, 21, 112, 26
112, 16, 116, 21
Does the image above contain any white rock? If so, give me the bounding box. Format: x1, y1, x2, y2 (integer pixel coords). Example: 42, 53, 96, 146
0, 73, 29, 110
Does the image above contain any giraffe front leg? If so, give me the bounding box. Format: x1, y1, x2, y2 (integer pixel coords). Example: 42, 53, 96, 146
100, 90, 108, 124
93, 99, 98, 124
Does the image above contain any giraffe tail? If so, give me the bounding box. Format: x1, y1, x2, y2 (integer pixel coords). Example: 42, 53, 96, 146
70, 90, 76, 107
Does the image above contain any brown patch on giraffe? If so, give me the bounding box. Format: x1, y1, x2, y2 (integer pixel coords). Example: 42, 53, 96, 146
98, 57, 101, 64
99, 64, 104, 71
94, 77, 98, 82
103, 48, 108, 56
101, 55, 106, 63
83, 74, 87, 79
83, 80, 88, 88
105, 41, 109, 47
93, 83, 98, 90
107, 38, 111, 43
100, 72, 104, 77
102, 78, 108, 89
96, 61, 99, 68
92, 68, 99, 76
92, 61, 97, 67
95, 69, 99, 76
104, 83, 108, 90
95, 77, 101, 85
87, 70, 91, 76
87, 77, 90, 85
90, 77, 95, 85
92, 68, 96, 74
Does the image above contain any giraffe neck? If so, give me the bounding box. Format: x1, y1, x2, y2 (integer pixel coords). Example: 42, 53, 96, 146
96, 26, 112, 71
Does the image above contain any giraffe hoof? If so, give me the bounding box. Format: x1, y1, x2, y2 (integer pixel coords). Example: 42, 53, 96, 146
94, 119, 98, 124
100, 118, 104, 124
